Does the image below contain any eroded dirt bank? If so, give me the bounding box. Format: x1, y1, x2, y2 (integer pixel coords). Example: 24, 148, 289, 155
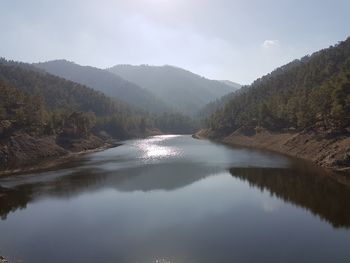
0, 132, 120, 176
195, 129, 350, 171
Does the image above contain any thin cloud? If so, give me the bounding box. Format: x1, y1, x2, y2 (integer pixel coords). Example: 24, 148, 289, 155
262, 40, 280, 49
1, 0, 349, 84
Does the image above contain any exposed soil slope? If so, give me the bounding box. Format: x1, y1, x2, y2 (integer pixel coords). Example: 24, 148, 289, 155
195, 129, 350, 170
0, 133, 115, 175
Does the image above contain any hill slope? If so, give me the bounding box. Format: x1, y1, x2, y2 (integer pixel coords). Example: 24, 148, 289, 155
0, 59, 151, 139
0, 59, 157, 171
107, 65, 237, 115
1, 59, 200, 135
200, 37, 350, 169
220, 80, 241, 90
207, 37, 350, 135
34, 60, 170, 113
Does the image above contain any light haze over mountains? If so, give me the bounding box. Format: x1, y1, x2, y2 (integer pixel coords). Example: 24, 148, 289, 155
1, 0, 349, 84
34, 60, 240, 115
108, 64, 239, 114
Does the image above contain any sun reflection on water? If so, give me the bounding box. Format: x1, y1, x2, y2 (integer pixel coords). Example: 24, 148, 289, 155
136, 135, 183, 161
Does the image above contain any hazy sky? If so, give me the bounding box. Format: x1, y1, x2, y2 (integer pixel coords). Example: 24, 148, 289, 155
1, 0, 349, 84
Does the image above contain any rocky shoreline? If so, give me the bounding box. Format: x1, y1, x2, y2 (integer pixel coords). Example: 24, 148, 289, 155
0, 129, 164, 177
0, 132, 121, 176
194, 129, 350, 172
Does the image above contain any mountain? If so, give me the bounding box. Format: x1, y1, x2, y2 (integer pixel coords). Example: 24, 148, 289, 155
199, 85, 248, 123
198, 90, 240, 121
196, 37, 350, 170
0, 59, 198, 140
206, 37, 350, 136
220, 80, 241, 90
33, 60, 170, 114
0, 59, 202, 171
107, 65, 237, 115
0, 59, 160, 171
0, 59, 149, 139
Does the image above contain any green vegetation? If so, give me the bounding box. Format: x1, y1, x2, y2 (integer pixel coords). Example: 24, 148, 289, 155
198, 89, 241, 122
0, 59, 198, 140
0, 60, 150, 139
205, 38, 350, 136
154, 113, 198, 134
0, 81, 46, 136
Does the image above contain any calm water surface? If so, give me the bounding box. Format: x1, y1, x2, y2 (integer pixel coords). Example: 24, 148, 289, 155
0, 135, 350, 263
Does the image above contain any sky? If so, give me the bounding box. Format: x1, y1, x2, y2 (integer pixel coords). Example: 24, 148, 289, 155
1, 0, 349, 84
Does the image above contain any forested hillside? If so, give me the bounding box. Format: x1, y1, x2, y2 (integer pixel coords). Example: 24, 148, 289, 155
0, 59, 150, 139
0, 59, 200, 171
0, 81, 47, 136
199, 89, 243, 122
34, 60, 170, 114
0, 59, 198, 140
154, 113, 198, 134
206, 38, 350, 136
107, 65, 236, 115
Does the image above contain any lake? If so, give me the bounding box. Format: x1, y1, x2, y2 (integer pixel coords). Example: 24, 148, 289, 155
0, 135, 350, 263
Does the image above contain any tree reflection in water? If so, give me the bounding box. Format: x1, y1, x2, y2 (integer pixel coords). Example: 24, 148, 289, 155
229, 164, 350, 228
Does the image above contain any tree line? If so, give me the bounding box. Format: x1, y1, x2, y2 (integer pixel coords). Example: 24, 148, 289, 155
0, 59, 197, 140
204, 37, 350, 136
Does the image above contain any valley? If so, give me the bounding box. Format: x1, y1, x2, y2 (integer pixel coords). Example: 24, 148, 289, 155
0, 4, 350, 260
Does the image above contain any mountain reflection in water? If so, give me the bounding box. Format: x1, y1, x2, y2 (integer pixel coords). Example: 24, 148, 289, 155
0, 135, 350, 263
230, 165, 350, 228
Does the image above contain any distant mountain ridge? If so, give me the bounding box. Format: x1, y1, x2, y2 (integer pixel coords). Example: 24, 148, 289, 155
0, 58, 155, 142
33, 60, 170, 114
220, 80, 241, 90
107, 64, 238, 115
